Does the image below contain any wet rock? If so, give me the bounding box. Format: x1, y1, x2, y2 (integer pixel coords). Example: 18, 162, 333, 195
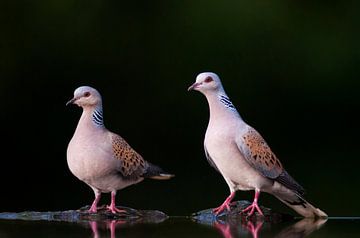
0, 205, 168, 224
192, 200, 294, 224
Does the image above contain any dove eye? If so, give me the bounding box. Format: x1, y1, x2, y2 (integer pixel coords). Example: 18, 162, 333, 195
204, 76, 213, 83
84, 92, 91, 97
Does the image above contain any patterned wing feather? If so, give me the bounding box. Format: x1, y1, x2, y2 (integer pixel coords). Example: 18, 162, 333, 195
237, 127, 283, 179
111, 134, 146, 180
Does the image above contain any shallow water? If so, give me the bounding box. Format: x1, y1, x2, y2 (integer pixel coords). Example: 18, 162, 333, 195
0, 217, 359, 238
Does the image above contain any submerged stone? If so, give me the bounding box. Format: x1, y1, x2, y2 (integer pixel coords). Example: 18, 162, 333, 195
191, 201, 327, 237
192, 200, 294, 224
0, 205, 168, 224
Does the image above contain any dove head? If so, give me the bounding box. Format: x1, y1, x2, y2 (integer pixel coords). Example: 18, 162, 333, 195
188, 72, 224, 94
66, 86, 102, 108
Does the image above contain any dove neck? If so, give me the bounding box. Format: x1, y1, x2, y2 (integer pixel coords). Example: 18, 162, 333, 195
79, 105, 105, 129
205, 91, 242, 120
91, 106, 104, 127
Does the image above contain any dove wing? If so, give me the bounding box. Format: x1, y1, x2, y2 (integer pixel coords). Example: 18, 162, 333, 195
111, 133, 146, 180
236, 126, 305, 195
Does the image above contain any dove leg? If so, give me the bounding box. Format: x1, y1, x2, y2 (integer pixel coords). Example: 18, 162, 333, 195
89, 190, 101, 213
241, 189, 264, 216
213, 191, 236, 215
107, 191, 126, 214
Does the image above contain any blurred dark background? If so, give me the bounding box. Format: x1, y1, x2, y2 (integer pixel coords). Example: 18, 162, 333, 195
0, 0, 359, 217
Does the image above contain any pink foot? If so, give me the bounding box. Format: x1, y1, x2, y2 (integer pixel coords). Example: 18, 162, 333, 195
107, 191, 127, 214
241, 202, 264, 216
213, 192, 235, 215
213, 202, 231, 215
241, 190, 264, 217
106, 204, 126, 214
88, 206, 98, 213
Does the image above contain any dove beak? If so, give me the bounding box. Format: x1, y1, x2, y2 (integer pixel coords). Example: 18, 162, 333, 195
66, 97, 77, 106
187, 82, 200, 91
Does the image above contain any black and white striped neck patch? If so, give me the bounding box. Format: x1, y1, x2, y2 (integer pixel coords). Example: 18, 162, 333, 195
92, 108, 104, 126
219, 95, 236, 110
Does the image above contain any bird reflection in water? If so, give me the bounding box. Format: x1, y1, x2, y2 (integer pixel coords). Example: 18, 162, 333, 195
214, 220, 263, 238
211, 218, 327, 238
75, 205, 169, 238
89, 220, 126, 238
213, 220, 263, 238
274, 218, 327, 238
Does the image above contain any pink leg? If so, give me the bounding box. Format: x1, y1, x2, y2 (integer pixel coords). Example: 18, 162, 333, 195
213, 191, 236, 215
89, 192, 101, 213
241, 189, 264, 216
107, 191, 126, 214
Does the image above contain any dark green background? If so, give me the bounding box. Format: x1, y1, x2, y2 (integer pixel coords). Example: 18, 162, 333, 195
0, 0, 359, 217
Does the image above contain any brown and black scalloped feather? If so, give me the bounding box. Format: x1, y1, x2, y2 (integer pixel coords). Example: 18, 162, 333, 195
111, 133, 174, 180
241, 127, 283, 179
111, 134, 146, 180
240, 127, 305, 195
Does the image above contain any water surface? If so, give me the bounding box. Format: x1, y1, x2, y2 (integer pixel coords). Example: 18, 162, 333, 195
1, 217, 359, 238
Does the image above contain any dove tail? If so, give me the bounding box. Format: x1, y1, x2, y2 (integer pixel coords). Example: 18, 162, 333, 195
270, 182, 327, 218
276, 195, 328, 218
143, 162, 175, 180
148, 173, 175, 180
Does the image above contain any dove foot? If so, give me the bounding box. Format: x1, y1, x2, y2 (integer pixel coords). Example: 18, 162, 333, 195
106, 191, 127, 214
88, 206, 98, 213
241, 189, 264, 217
213, 191, 235, 215
106, 205, 127, 214
241, 202, 264, 217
